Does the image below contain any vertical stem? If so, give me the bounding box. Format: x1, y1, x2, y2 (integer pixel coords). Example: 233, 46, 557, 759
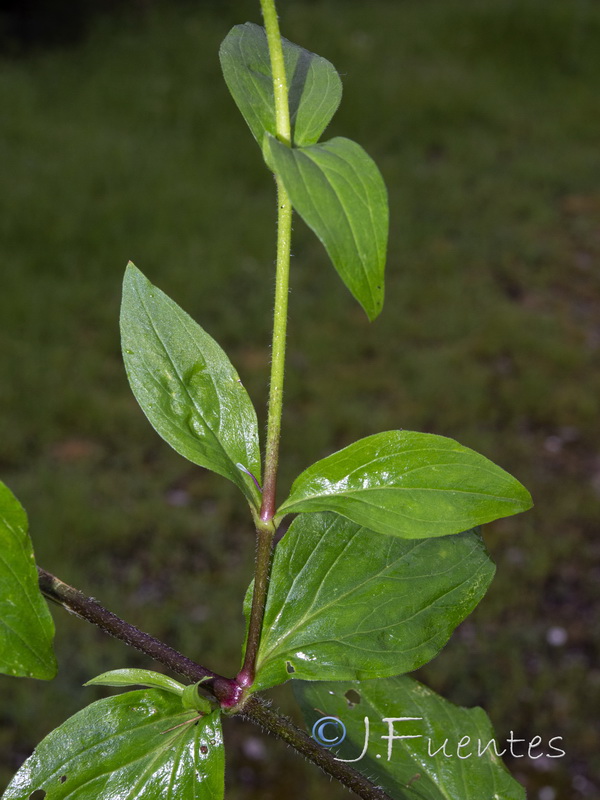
260, 174, 293, 521
238, 0, 293, 688
237, 522, 276, 688
260, 0, 293, 523
260, 0, 292, 147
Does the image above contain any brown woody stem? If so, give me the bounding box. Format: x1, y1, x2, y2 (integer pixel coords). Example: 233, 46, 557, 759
38, 567, 392, 800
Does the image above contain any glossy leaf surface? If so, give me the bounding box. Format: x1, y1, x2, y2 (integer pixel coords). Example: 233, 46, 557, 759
3, 690, 224, 800
121, 263, 261, 508
295, 676, 526, 800
278, 430, 532, 538
248, 512, 494, 692
219, 22, 342, 147
84, 668, 185, 696
0, 481, 56, 680
265, 135, 388, 321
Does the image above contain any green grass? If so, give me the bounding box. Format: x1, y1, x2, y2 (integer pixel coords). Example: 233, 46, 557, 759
1, 1, 600, 797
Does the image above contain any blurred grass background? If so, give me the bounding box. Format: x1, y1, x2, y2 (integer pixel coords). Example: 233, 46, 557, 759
1, 0, 599, 797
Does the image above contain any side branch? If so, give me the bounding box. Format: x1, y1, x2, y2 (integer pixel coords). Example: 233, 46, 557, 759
37, 567, 239, 704
241, 698, 392, 800
38, 567, 393, 800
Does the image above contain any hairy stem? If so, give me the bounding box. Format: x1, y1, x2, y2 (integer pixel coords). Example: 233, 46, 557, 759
259, 0, 293, 523
39, 567, 392, 800
240, 701, 392, 800
241, 0, 294, 687
260, 173, 293, 522
37, 568, 241, 707
237, 519, 276, 686
259, 0, 291, 147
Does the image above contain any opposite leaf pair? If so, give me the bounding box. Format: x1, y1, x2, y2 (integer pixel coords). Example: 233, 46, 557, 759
221, 22, 387, 321
121, 264, 531, 543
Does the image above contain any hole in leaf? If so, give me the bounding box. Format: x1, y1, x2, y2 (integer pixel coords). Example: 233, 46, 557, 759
344, 689, 361, 708
286, 661, 295, 674
59, 776, 67, 784
29, 792, 46, 800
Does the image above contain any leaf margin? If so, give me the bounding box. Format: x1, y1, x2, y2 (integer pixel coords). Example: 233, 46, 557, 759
0, 481, 57, 681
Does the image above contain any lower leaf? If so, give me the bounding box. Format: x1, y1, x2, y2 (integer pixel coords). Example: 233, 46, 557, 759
295, 676, 526, 800
247, 512, 495, 692
2, 689, 224, 800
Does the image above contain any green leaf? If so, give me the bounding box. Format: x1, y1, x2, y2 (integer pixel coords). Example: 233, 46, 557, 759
0, 481, 56, 680
181, 682, 213, 714
264, 135, 388, 320
2, 689, 224, 800
295, 676, 526, 800
219, 22, 342, 147
121, 263, 262, 509
84, 668, 185, 696
277, 430, 532, 539
247, 512, 494, 692
84, 670, 214, 714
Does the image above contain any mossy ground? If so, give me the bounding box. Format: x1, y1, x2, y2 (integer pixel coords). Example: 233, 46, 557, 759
1, 1, 599, 797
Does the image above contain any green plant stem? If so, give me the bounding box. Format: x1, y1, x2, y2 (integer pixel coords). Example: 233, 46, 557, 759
237, 520, 276, 687
259, 0, 291, 146
240, 0, 294, 688
38, 566, 393, 800
260, 0, 293, 523
260, 174, 293, 523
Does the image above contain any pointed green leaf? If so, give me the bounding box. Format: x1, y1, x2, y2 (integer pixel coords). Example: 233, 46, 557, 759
277, 431, 532, 539
84, 668, 185, 696
0, 481, 56, 680
246, 512, 494, 692
264, 135, 388, 320
121, 263, 262, 508
219, 22, 342, 147
295, 676, 526, 800
2, 690, 224, 800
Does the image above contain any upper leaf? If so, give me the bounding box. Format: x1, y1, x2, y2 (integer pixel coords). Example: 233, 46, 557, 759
264, 135, 388, 320
219, 22, 342, 147
277, 430, 533, 538
121, 263, 262, 509
295, 676, 526, 800
2, 689, 224, 800
0, 481, 56, 680
246, 512, 494, 692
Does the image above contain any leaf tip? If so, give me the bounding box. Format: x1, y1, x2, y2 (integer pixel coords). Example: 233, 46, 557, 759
365, 304, 383, 323
517, 484, 534, 512
124, 261, 142, 282
363, 289, 384, 322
